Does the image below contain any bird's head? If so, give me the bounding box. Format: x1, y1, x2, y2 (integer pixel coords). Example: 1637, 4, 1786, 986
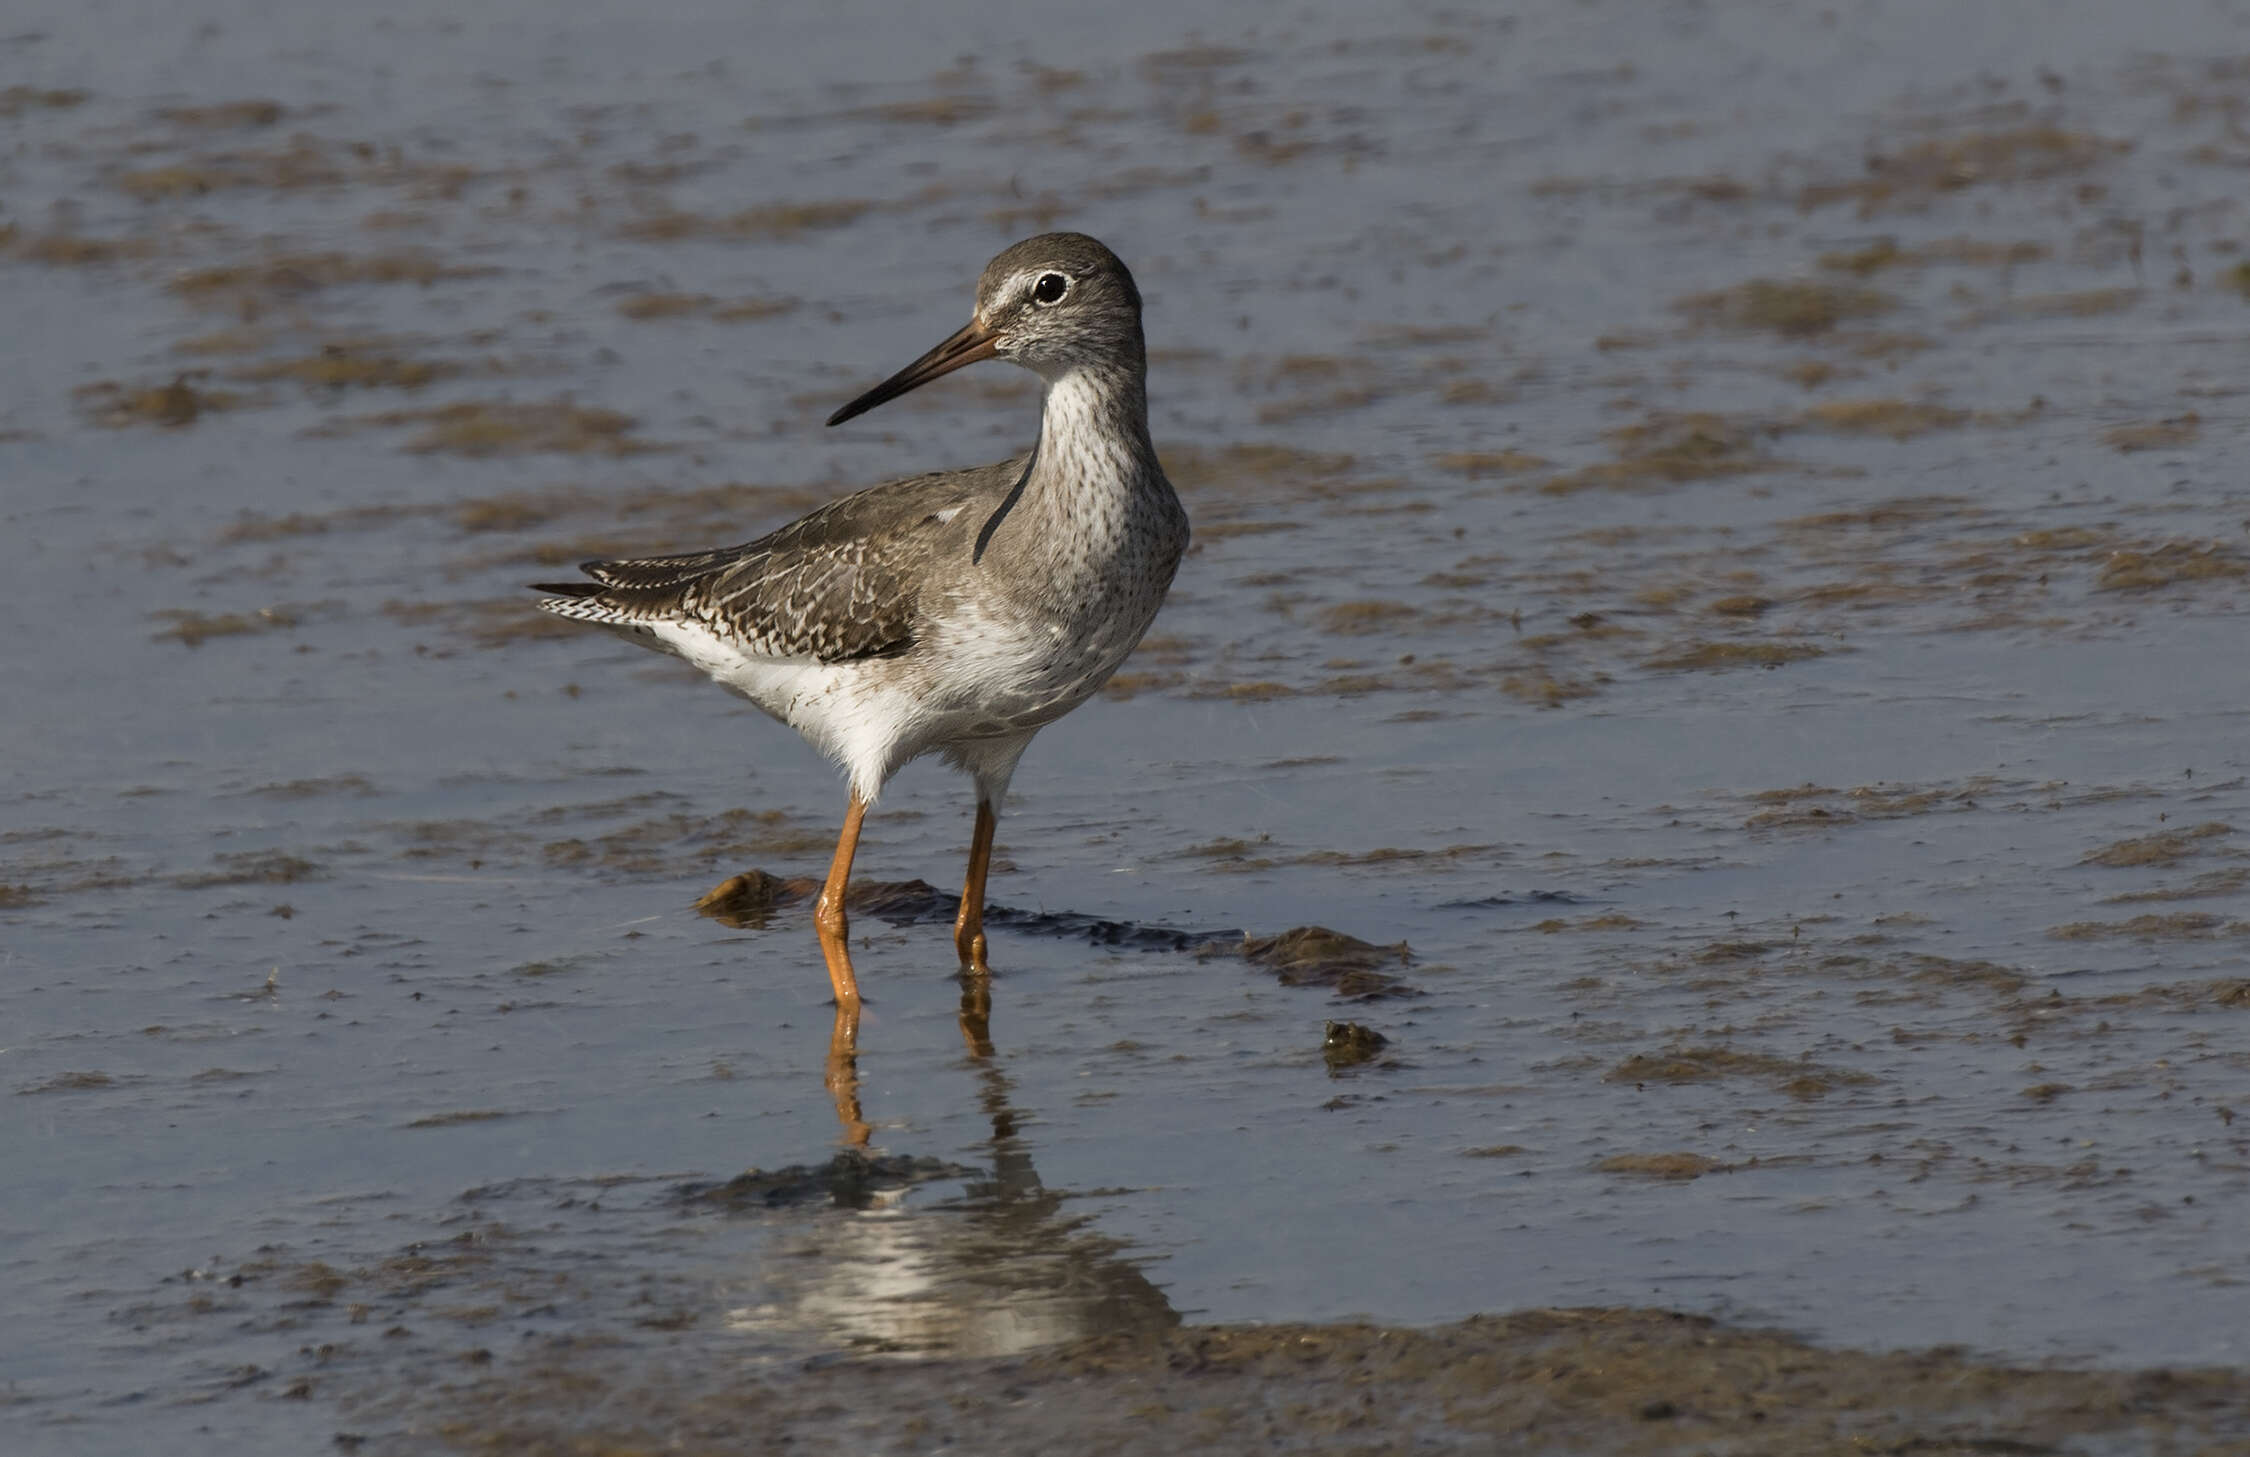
827, 232, 1143, 428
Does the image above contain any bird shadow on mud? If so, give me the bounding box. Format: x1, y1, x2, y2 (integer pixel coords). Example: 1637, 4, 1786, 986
694, 866, 1421, 1000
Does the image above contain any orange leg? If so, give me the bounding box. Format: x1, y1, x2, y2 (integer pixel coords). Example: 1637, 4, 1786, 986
825, 1000, 870, 1148
815, 795, 867, 1008
953, 799, 996, 974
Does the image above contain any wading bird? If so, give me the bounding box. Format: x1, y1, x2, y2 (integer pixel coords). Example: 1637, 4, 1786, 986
534, 233, 1188, 1011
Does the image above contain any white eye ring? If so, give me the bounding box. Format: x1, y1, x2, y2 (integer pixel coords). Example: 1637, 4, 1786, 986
1031, 272, 1070, 306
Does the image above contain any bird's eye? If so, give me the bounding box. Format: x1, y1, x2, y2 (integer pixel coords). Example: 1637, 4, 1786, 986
1032, 272, 1069, 306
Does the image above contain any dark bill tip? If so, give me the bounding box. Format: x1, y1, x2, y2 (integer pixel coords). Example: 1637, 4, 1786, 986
826, 319, 1000, 428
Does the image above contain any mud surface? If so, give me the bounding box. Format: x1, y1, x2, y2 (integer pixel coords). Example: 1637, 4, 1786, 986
5, 0, 2249, 1452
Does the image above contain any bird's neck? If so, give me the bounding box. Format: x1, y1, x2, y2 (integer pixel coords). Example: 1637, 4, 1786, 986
976, 361, 1176, 582
1031, 362, 1155, 480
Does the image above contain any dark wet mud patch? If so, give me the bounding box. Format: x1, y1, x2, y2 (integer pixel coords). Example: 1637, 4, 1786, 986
2080, 821, 2231, 867
676, 1150, 975, 1212
2094, 541, 2248, 592
167, 249, 494, 301
1433, 448, 1551, 477
1234, 926, 1417, 1001
1642, 638, 1828, 672
313, 398, 666, 457
225, 344, 471, 392
173, 850, 323, 888
1523, 412, 1792, 496
1817, 236, 2051, 274
17, 1070, 120, 1095
149, 604, 310, 645
403, 1110, 518, 1130
76, 373, 252, 428
1797, 124, 2131, 216
1737, 778, 2001, 831
695, 870, 1240, 952
694, 872, 1420, 995
2107, 867, 2250, 904
1607, 1046, 1877, 1100
157, 99, 291, 129
2103, 413, 2201, 452
617, 198, 873, 243
614, 291, 800, 323
2048, 912, 2247, 941
398, 1306, 2250, 1457
5, 229, 161, 266
1790, 397, 1969, 439
1321, 1020, 1390, 1073
0, 85, 88, 116
1674, 278, 1896, 337
1595, 1152, 1731, 1180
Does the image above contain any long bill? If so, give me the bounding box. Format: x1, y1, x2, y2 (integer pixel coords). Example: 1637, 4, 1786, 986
825, 318, 1000, 427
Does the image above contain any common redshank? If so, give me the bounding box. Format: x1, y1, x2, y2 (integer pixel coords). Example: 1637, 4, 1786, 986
534, 233, 1188, 1010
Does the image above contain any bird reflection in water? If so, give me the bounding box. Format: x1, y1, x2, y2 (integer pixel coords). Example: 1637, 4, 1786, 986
726, 969, 1177, 1359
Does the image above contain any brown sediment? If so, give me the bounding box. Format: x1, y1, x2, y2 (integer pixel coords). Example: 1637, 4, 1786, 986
227, 345, 461, 391
1740, 779, 1994, 830
115, 137, 482, 200
246, 775, 377, 799
1798, 126, 2129, 216
618, 199, 871, 242
1099, 670, 1186, 699
679, 1150, 976, 1211
2049, 913, 2243, 941
1963, 287, 2140, 322
1673, 278, 1895, 337
404, 1110, 514, 1129
2101, 414, 2200, 452
1501, 671, 1600, 707
692, 869, 802, 928
77, 374, 249, 428
1643, 640, 1826, 672
693, 868, 1247, 955
1318, 600, 1418, 635
1234, 926, 1417, 1000
1321, 1020, 1389, 1071
406, 1303, 2250, 1455
1187, 679, 1298, 700
159, 100, 288, 128
174, 851, 322, 888
1434, 449, 1549, 476
1597, 1152, 1730, 1180
167, 250, 490, 299
1532, 913, 1641, 932
1817, 236, 2050, 273
0, 86, 88, 116
2094, 541, 2248, 591
2080, 822, 2229, 867
1528, 413, 1786, 495
2106, 867, 2250, 904
319, 399, 662, 456
1159, 442, 1361, 497
1607, 1046, 1876, 1099
10, 232, 158, 266
150, 606, 299, 645
1793, 398, 1968, 439
616, 292, 799, 322
17, 1070, 115, 1094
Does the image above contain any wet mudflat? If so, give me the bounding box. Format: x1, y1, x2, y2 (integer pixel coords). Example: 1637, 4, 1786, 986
4, 0, 2249, 1451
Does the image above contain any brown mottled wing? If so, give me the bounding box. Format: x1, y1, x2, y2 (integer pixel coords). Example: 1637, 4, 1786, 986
535, 466, 1010, 663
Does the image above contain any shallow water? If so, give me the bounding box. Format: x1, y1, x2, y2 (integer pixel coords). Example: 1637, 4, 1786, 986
4, 0, 2249, 1450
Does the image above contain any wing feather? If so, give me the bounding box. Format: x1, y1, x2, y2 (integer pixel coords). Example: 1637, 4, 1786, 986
530, 464, 1016, 663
